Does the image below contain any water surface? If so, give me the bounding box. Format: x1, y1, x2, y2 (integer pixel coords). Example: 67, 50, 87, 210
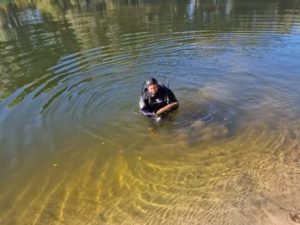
1, 0, 300, 224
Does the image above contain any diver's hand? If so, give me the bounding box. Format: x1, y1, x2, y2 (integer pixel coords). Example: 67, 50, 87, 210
150, 112, 157, 117
150, 112, 161, 122
154, 115, 162, 122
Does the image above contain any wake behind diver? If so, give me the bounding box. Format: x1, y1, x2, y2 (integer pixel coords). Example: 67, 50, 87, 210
139, 77, 179, 122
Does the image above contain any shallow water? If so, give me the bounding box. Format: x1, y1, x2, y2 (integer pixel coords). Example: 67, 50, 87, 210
1, 0, 300, 224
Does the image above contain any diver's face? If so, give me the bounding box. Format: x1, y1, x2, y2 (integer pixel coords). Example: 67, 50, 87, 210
148, 84, 158, 95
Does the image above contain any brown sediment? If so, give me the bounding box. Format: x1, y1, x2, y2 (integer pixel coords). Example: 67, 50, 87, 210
1, 118, 300, 225
290, 212, 300, 223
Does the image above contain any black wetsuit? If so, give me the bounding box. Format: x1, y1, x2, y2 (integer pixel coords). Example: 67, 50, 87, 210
139, 85, 178, 118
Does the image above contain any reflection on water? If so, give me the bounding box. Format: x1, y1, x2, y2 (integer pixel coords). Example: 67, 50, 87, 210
1, 0, 300, 224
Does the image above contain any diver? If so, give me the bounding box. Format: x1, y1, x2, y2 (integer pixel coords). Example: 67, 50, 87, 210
139, 77, 179, 122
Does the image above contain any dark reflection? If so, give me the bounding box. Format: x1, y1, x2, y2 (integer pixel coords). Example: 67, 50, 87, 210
0, 0, 299, 100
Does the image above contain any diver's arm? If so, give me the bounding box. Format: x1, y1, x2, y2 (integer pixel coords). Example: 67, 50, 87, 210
167, 88, 178, 103
166, 88, 179, 109
139, 96, 156, 117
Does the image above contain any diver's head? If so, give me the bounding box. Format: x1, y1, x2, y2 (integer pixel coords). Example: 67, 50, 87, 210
146, 77, 159, 96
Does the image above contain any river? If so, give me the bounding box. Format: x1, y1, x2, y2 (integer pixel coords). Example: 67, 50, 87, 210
0, 0, 300, 224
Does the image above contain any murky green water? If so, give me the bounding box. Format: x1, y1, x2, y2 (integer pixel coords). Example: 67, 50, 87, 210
1, 0, 300, 224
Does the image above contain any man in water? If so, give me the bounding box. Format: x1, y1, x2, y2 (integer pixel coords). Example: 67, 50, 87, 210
139, 77, 179, 122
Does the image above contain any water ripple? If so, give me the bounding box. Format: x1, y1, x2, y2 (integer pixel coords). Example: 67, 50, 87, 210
1, 3, 300, 224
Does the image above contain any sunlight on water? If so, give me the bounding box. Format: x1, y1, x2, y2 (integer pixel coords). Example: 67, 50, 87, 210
0, 0, 300, 224
1, 119, 300, 224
